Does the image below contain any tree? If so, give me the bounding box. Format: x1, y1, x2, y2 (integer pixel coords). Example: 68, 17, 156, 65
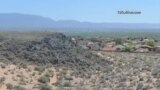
115, 38, 123, 45
147, 39, 155, 47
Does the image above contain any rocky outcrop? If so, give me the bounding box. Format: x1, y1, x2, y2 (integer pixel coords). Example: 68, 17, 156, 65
0, 33, 110, 73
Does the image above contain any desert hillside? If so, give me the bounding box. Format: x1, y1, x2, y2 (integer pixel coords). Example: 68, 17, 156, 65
0, 32, 160, 90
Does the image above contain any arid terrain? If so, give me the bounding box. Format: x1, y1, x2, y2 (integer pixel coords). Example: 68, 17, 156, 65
0, 32, 160, 90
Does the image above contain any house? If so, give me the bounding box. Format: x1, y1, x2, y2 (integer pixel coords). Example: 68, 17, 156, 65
115, 45, 125, 51
105, 42, 115, 48
135, 48, 149, 53
71, 38, 76, 43
77, 40, 90, 50
134, 45, 154, 53
87, 42, 94, 46
101, 47, 117, 52
77, 40, 88, 46
140, 45, 154, 51
71, 37, 76, 41
155, 46, 160, 53
87, 42, 100, 51
81, 45, 89, 50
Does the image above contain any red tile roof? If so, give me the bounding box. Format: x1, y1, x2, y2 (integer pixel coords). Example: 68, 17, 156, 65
101, 47, 117, 52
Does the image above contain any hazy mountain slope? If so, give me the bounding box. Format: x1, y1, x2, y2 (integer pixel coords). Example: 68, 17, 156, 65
0, 13, 55, 28
0, 13, 160, 31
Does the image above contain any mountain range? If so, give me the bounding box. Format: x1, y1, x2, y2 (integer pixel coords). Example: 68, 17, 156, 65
0, 13, 160, 32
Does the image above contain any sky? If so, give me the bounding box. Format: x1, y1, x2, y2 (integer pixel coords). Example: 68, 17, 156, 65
0, 0, 160, 23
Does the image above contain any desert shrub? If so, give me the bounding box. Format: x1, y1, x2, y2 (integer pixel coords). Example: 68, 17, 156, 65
20, 63, 27, 69
0, 77, 5, 85
32, 72, 36, 76
6, 83, 13, 90
34, 66, 45, 72
38, 75, 50, 83
92, 86, 101, 90
6, 83, 26, 90
64, 75, 73, 81
45, 70, 54, 77
0, 35, 8, 41
13, 85, 26, 90
124, 43, 135, 52
136, 83, 143, 90
99, 42, 105, 48
4, 72, 8, 75
1, 64, 6, 69
90, 38, 98, 42
125, 43, 135, 52
156, 80, 160, 87
115, 38, 123, 45
56, 85, 65, 90
16, 74, 24, 80
54, 80, 62, 86
125, 46, 132, 52
19, 77, 27, 85
151, 68, 160, 78
142, 85, 151, 90
63, 81, 71, 87
40, 84, 52, 90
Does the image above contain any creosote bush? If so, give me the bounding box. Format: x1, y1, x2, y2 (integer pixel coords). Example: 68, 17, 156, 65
40, 84, 52, 90
13, 85, 26, 90
38, 75, 50, 83
65, 75, 73, 81
6, 83, 27, 90
6, 83, 13, 90
0, 77, 5, 85
34, 66, 45, 72
63, 81, 71, 87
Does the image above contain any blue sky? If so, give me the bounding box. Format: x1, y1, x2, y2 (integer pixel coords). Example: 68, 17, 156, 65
0, 0, 160, 23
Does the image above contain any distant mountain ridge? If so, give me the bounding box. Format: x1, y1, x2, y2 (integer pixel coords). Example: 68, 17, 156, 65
0, 13, 160, 32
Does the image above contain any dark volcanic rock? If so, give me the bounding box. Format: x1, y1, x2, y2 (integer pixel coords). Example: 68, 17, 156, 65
0, 33, 110, 72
